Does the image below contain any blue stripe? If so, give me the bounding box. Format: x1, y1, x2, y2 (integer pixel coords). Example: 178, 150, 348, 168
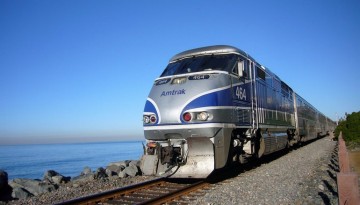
144, 100, 159, 124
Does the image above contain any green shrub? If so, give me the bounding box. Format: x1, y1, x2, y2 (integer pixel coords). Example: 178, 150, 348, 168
335, 111, 360, 148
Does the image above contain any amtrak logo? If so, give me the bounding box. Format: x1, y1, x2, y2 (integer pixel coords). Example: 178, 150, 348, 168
160, 89, 186, 97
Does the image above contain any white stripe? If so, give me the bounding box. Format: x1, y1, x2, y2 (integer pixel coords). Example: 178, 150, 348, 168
143, 112, 155, 115
147, 97, 161, 124
144, 123, 236, 131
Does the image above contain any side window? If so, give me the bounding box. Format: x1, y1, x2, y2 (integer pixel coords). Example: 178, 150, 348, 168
256, 66, 265, 80
232, 61, 241, 75
243, 60, 248, 78
232, 58, 248, 79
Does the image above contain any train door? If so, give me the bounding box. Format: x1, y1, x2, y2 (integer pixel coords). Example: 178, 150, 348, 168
231, 58, 252, 126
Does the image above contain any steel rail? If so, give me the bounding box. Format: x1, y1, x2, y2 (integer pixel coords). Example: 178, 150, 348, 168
55, 177, 165, 205
55, 177, 209, 205
138, 180, 209, 205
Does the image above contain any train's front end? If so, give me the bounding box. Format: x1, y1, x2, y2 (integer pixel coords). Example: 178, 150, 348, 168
140, 46, 241, 178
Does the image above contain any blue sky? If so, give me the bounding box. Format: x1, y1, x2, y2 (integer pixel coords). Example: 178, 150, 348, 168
1, 0, 359, 144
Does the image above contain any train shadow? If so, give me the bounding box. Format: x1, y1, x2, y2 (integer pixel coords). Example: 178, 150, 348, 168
206, 137, 327, 184
206, 146, 292, 183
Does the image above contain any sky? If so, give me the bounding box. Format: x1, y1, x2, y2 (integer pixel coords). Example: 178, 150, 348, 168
0, 0, 359, 145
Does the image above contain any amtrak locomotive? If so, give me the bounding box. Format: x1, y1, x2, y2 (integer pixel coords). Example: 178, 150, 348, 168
140, 45, 336, 178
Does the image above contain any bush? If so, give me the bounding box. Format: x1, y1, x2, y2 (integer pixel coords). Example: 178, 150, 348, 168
335, 111, 360, 148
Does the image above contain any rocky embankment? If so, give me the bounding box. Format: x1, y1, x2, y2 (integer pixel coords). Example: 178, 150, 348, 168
0, 160, 157, 205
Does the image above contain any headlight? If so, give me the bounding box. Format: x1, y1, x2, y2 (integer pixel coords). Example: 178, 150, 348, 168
183, 111, 211, 122
196, 112, 209, 121
172, 77, 187, 84
143, 114, 157, 124
143, 116, 150, 124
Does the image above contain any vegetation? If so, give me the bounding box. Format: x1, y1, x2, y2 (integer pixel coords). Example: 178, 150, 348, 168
335, 111, 360, 149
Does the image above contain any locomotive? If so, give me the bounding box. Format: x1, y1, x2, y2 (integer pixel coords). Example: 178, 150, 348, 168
140, 45, 336, 178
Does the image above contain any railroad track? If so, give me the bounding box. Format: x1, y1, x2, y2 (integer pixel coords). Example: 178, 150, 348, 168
56, 177, 210, 205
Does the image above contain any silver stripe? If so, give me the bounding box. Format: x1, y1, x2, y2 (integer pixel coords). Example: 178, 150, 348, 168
144, 123, 236, 131
185, 106, 251, 112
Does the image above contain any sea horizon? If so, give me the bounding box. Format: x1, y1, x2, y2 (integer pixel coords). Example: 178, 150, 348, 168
0, 139, 145, 146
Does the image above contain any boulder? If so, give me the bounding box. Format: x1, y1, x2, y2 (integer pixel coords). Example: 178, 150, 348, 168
118, 170, 127, 178
11, 187, 33, 199
94, 167, 107, 179
124, 160, 132, 166
51, 176, 64, 184
129, 160, 140, 167
9, 178, 56, 196
108, 161, 128, 167
71, 173, 94, 183
124, 164, 139, 177
0, 170, 12, 200
81, 167, 92, 175
43, 170, 58, 181
105, 169, 115, 177
140, 155, 158, 175
106, 165, 123, 176
0, 170, 8, 190
43, 170, 70, 184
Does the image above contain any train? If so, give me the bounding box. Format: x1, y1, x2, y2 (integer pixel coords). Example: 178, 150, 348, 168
140, 45, 336, 178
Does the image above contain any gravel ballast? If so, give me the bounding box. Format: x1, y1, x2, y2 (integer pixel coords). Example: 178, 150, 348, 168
195, 137, 338, 204
3, 137, 338, 205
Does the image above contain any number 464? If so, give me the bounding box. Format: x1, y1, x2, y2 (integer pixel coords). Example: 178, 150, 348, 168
236, 86, 246, 100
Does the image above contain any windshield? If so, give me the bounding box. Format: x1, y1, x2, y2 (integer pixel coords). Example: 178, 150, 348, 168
160, 54, 237, 77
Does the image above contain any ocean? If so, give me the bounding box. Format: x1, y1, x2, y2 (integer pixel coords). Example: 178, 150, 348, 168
0, 141, 144, 180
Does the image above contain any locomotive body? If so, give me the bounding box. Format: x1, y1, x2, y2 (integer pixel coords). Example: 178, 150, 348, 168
140, 45, 336, 178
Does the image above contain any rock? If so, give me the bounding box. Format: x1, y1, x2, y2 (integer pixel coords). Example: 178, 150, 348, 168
43, 170, 58, 181
11, 187, 33, 199
0, 170, 11, 201
124, 164, 139, 177
125, 160, 132, 166
81, 166, 92, 175
106, 164, 125, 174
105, 169, 113, 177
129, 160, 140, 167
72, 173, 94, 183
44, 170, 70, 184
108, 161, 128, 167
94, 167, 107, 179
0, 170, 8, 190
9, 178, 56, 196
51, 176, 64, 184
318, 184, 325, 191
140, 155, 158, 175
118, 170, 127, 178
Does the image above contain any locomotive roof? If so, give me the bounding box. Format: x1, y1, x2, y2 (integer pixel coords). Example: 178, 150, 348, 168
169, 45, 256, 62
